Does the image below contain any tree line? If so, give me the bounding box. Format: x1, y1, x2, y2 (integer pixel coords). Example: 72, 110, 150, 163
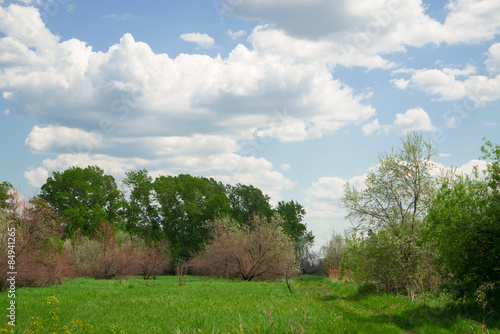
322, 133, 500, 306
0, 170, 312, 289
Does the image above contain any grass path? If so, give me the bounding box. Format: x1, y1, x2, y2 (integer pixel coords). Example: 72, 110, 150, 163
1, 275, 498, 333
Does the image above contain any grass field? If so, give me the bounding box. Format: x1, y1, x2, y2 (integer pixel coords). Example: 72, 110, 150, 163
2, 275, 499, 333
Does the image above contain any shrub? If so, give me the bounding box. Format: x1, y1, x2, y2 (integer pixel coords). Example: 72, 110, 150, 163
66, 223, 170, 280
139, 240, 171, 280
321, 229, 347, 280
1, 194, 70, 290
65, 222, 142, 279
189, 214, 299, 281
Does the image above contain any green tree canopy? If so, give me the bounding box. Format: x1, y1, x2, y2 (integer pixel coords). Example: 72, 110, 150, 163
123, 169, 160, 240
154, 174, 231, 259
226, 183, 273, 225
40, 166, 124, 236
0, 181, 12, 210
275, 200, 313, 250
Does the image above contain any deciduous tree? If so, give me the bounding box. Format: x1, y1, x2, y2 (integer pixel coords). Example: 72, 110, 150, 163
0, 181, 12, 210
342, 132, 438, 292
276, 200, 313, 251
41, 166, 124, 236
154, 174, 231, 259
226, 183, 273, 225
123, 169, 160, 240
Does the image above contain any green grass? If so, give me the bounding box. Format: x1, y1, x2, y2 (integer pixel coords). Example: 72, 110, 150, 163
1, 275, 499, 333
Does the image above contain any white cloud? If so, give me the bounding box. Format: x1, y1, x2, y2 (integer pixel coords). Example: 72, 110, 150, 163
25, 125, 102, 153
442, 0, 500, 44
0, 4, 378, 203
438, 153, 451, 158
485, 43, 500, 73
394, 66, 500, 105
180, 32, 215, 49
390, 108, 436, 134
280, 164, 291, 171
454, 159, 489, 176
103, 13, 136, 20
0, 6, 375, 149
227, 29, 246, 40
3, 109, 9, 116
364, 108, 436, 135
219, 0, 500, 73
304, 173, 367, 249
362, 119, 382, 135
307, 176, 347, 200
391, 78, 409, 89
0, 4, 59, 49
24, 167, 48, 187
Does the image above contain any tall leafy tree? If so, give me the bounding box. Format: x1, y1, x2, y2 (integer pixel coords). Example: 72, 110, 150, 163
343, 132, 437, 234
40, 166, 124, 236
275, 200, 313, 250
0, 181, 12, 211
123, 169, 160, 240
154, 174, 231, 259
226, 183, 273, 225
342, 132, 438, 292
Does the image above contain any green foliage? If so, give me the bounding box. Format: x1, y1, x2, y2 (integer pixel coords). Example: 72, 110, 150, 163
154, 174, 231, 259
226, 183, 273, 225
426, 159, 500, 301
276, 200, 314, 251
343, 132, 436, 233
123, 170, 160, 240
342, 132, 438, 293
0, 181, 12, 210
321, 229, 347, 273
40, 166, 124, 237
482, 139, 500, 191
2, 276, 499, 333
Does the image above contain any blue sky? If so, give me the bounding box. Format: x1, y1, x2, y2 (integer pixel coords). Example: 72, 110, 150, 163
1, 0, 500, 248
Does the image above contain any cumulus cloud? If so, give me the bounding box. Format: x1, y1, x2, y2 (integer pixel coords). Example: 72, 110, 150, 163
223, 0, 500, 46
179, 32, 215, 49
363, 108, 435, 135
454, 159, 489, 176
280, 164, 291, 171
220, 0, 500, 70
227, 29, 247, 40
0, 4, 381, 202
442, 0, 500, 44
25, 125, 102, 153
24, 167, 48, 188
393, 65, 500, 105
304, 173, 367, 249
485, 43, 500, 73
0, 4, 375, 149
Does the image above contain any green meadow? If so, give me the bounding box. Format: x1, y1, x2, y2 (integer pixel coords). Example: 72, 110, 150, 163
2, 276, 499, 334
